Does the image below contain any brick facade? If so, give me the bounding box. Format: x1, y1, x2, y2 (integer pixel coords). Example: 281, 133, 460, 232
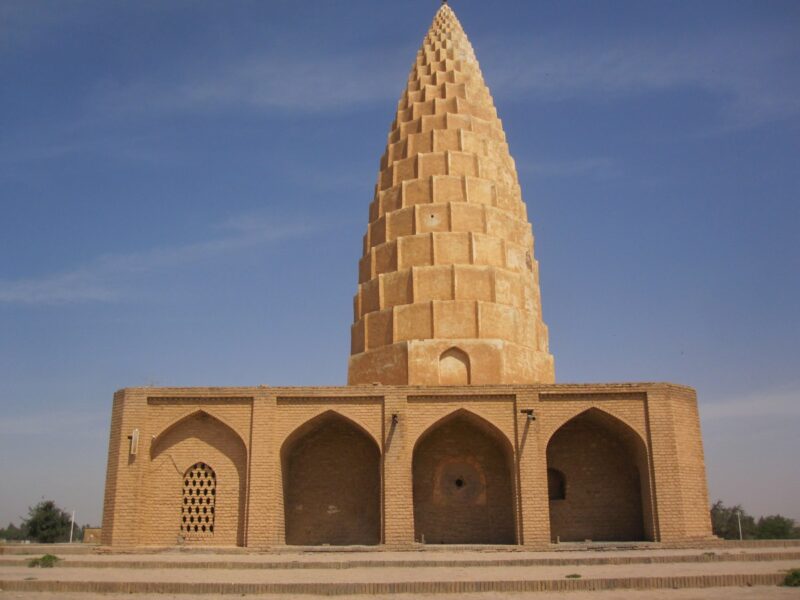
101, 383, 713, 547
101, 5, 713, 549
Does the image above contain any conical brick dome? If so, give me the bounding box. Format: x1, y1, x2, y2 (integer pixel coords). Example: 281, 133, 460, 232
348, 4, 555, 386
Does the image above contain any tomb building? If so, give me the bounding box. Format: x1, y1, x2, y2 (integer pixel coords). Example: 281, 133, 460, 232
101, 4, 712, 548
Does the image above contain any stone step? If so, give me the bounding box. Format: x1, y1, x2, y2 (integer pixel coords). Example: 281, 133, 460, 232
0, 572, 789, 595
1, 558, 797, 594
1, 549, 799, 570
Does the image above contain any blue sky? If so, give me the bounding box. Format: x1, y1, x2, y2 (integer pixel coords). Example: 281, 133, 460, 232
1, 0, 798, 528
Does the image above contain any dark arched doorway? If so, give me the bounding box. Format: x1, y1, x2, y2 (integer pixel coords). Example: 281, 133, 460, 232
413, 410, 516, 544
281, 411, 381, 545
546, 408, 654, 542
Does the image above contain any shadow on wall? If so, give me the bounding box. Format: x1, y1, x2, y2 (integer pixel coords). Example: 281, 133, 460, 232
546, 408, 654, 542
439, 347, 471, 385
281, 411, 381, 545
413, 409, 516, 544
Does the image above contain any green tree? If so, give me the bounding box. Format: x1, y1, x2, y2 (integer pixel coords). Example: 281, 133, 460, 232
22, 501, 71, 543
0, 522, 27, 541
756, 515, 798, 539
710, 500, 756, 539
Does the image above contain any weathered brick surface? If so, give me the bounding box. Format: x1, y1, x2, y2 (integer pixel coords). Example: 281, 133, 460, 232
100, 6, 713, 552
101, 383, 712, 548
547, 412, 646, 542
0, 573, 787, 595
282, 414, 380, 545
348, 4, 555, 386
413, 411, 515, 544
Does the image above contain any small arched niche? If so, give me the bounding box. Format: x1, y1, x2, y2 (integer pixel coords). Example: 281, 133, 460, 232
547, 468, 566, 501
439, 347, 470, 385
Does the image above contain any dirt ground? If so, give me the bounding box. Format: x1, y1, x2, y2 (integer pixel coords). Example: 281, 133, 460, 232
1, 587, 799, 599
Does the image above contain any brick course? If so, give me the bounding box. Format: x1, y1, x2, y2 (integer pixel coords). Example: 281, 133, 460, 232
101, 5, 712, 550
101, 383, 712, 548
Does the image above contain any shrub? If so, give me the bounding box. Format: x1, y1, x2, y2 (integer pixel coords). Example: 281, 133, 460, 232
28, 554, 59, 568
784, 569, 800, 587
565, 573, 582, 579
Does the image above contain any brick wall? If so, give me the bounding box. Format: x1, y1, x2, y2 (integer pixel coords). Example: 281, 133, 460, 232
145, 411, 247, 546
101, 383, 712, 548
282, 413, 380, 545
546, 411, 646, 542
412, 411, 515, 544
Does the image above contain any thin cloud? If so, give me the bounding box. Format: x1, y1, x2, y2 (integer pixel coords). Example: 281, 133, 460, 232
0, 214, 318, 305
479, 28, 800, 129
518, 157, 620, 179
701, 384, 800, 420
92, 50, 408, 116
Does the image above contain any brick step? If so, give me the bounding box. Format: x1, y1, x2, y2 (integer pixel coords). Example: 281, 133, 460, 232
0, 572, 789, 595
2, 550, 799, 570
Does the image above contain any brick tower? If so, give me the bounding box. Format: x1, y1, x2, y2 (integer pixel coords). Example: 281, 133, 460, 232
101, 3, 712, 549
349, 4, 555, 386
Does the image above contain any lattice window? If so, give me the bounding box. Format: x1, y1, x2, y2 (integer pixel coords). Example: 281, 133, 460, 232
181, 462, 216, 536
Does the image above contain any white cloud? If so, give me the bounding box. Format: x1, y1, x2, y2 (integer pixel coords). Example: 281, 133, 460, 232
518, 157, 619, 179
479, 28, 800, 129
93, 50, 408, 116
0, 214, 318, 305
701, 384, 800, 420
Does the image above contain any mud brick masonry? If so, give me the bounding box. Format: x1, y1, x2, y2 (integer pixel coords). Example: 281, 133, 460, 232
102, 5, 713, 548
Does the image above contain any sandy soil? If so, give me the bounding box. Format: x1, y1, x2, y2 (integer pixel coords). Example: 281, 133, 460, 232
1, 587, 799, 599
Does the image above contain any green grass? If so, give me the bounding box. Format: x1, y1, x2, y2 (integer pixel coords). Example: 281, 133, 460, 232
784, 568, 800, 587
27, 554, 59, 568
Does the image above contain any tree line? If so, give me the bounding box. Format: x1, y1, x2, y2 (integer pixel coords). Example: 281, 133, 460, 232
2, 499, 798, 543
0, 500, 90, 543
711, 500, 799, 540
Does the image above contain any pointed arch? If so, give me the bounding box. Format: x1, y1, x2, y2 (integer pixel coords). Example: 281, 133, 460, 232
151, 409, 247, 458
146, 409, 247, 547
413, 408, 517, 544
438, 347, 470, 385
544, 406, 644, 450
280, 409, 380, 455
413, 408, 514, 455
281, 410, 381, 546
546, 407, 654, 542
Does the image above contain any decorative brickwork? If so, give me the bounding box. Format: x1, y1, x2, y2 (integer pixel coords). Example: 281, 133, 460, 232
348, 4, 555, 386
181, 462, 216, 537
101, 383, 712, 548
100, 3, 713, 550
144, 410, 247, 547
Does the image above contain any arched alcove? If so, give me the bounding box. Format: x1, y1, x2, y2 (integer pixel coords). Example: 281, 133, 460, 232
546, 408, 653, 542
147, 411, 247, 546
281, 411, 381, 545
412, 409, 516, 544
439, 347, 470, 385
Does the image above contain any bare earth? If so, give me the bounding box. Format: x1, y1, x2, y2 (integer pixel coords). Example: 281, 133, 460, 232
1, 546, 797, 598
1, 589, 799, 600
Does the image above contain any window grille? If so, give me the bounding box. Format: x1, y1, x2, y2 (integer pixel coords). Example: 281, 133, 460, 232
181, 462, 216, 536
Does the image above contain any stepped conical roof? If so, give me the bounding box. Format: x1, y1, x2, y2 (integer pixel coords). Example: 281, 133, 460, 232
348, 4, 555, 385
